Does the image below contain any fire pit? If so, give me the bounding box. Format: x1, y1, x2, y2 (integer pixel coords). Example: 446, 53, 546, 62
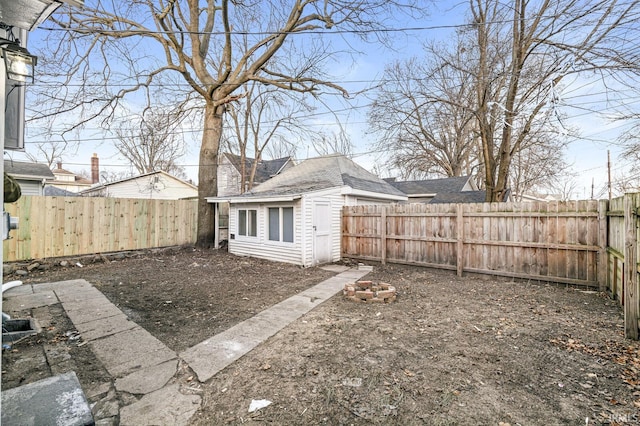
343, 281, 396, 303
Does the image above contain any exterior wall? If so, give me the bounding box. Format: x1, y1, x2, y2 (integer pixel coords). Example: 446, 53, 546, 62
217, 156, 242, 196
300, 188, 345, 267
48, 182, 92, 193
16, 179, 43, 196
228, 200, 304, 265
227, 188, 401, 267
85, 174, 197, 200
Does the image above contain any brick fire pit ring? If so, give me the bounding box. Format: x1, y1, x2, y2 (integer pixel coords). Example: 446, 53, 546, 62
343, 281, 396, 303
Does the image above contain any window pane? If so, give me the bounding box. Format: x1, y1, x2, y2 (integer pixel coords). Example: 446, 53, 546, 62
248, 210, 257, 237
282, 207, 293, 242
238, 210, 247, 236
268, 208, 279, 241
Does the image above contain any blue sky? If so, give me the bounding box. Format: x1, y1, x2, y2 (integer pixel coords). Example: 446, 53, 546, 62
11, 2, 638, 199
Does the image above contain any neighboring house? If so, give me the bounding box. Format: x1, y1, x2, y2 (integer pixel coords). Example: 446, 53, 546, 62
80, 170, 198, 200
386, 176, 478, 203
48, 154, 98, 193
44, 186, 80, 197
217, 152, 294, 196
386, 176, 511, 203
208, 154, 407, 267
4, 159, 54, 196
519, 192, 563, 202
428, 189, 511, 203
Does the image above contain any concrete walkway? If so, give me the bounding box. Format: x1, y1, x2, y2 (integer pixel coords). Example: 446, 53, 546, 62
2, 265, 371, 425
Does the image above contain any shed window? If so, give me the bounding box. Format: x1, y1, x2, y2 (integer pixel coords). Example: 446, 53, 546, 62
268, 207, 294, 243
238, 209, 257, 237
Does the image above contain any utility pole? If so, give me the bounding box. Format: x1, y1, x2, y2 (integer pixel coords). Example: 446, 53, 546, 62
591, 177, 594, 200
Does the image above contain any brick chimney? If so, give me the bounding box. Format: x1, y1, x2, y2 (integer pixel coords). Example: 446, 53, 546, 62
91, 153, 99, 184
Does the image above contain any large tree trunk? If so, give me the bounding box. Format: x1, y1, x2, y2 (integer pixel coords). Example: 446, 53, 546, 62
196, 102, 224, 247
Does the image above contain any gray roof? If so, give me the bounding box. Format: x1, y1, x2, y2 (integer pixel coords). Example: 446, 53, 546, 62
224, 153, 292, 184
232, 155, 406, 198
44, 186, 80, 197
428, 191, 488, 204
389, 176, 471, 195
4, 160, 54, 180
428, 189, 510, 204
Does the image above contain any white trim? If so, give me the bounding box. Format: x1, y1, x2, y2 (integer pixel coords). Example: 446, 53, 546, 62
340, 186, 407, 201
207, 195, 302, 203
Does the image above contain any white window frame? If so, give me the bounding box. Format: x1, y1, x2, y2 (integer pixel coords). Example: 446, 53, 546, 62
237, 208, 257, 238
268, 206, 294, 243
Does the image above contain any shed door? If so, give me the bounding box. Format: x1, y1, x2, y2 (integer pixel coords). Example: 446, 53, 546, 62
313, 202, 332, 265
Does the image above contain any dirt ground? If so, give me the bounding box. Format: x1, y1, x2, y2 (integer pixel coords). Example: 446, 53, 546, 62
3, 246, 640, 425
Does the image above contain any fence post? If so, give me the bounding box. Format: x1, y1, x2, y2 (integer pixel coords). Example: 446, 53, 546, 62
380, 206, 386, 265
456, 204, 464, 277
624, 194, 639, 340
598, 199, 608, 292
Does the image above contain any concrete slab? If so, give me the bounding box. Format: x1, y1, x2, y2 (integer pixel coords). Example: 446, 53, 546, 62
181, 332, 263, 382
1, 371, 94, 426
3, 291, 59, 312
271, 294, 323, 315
34, 279, 94, 295
115, 359, 178, 394
89, 327, 176, 377
119, 383, 200, 426
62, 296, 125, 325
73, 313, 137, 341
107, 348, 177, 378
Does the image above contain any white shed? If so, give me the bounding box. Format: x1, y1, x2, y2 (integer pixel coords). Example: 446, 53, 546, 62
207, 155, 407, 267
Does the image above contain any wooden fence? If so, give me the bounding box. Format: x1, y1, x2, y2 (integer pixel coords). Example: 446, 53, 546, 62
3, 196, 198, 262
607, 194, 640, 339
342, 201, 607, 288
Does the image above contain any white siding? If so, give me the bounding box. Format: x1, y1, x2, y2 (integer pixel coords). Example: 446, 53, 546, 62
101, 174, 197, 199
228, 201, 304, 265
228, 188, 399, 267
17, 180, 43, 196
217, 156, 241, 196
300, 188, 344, 267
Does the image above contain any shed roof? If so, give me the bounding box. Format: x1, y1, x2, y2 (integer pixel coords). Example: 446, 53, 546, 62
212, 155, 406, 201
4, 160, 54, 180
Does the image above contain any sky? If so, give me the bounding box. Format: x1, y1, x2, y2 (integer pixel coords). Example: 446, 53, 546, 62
9, 1, 639, 200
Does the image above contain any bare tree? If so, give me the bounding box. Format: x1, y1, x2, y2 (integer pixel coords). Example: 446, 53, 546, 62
114, 109, 187, 178
222, 81, 314, 192
30, 0, 425, 246
466, 0, 640, 201
25, 140, 72, 168
509, 137, 571, 201
309, 131, 353, 157
370, 53, 478, 179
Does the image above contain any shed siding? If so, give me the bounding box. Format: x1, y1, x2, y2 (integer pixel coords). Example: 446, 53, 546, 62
228, 200, 304, 265
301, 189, 344, 267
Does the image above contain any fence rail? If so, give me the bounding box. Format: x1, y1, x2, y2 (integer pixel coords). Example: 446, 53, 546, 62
3, 196, 198, 262
342, 201, 607, 288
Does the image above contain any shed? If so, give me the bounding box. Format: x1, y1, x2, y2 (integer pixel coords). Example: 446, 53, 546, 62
207, 154, 407, 267
4, 160, 54, 196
